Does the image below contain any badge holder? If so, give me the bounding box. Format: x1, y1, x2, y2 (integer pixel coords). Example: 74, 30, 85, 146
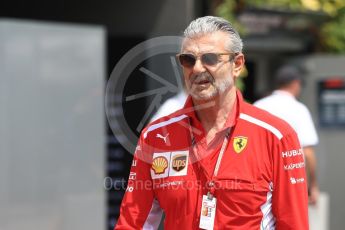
199, 191, 217, 230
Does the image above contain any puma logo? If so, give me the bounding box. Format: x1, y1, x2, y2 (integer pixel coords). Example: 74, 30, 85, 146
156, 133, 169, 144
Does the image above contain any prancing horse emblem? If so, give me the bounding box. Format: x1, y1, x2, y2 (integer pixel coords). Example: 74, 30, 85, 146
233, 136, 248, 154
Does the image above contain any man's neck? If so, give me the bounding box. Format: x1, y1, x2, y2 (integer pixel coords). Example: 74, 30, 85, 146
193, 87, 236, 143
278, 82, 300, 98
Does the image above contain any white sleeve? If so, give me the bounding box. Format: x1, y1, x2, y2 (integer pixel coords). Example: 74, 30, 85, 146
143, 199, 164, 230
295, 105, 318, 147
150, 92, 186, 122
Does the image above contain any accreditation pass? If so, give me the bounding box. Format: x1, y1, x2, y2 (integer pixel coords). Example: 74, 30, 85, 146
199, 195, 217, 229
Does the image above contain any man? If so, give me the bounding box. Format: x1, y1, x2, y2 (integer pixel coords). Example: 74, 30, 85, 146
254, 65, 319, 205
115, 16, 308, 229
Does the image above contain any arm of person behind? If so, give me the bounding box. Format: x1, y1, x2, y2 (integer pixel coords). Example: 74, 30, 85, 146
303, 146, 319, 206
297, 105, 319, 206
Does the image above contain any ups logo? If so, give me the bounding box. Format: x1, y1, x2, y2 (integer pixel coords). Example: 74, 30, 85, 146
172, 155, 187, 172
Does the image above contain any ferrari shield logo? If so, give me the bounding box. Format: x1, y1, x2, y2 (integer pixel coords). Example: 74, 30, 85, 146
233, 136, 248, 154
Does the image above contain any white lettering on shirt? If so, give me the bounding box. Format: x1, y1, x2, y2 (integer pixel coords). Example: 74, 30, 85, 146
284, 162, 305, 170
281, 148, 303, 158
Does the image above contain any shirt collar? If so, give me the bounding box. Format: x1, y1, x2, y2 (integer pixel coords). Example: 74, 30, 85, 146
273, 90, 296, 99
182, 89, 242, 131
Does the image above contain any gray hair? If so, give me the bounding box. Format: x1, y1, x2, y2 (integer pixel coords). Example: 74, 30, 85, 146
183, 16, 243, 53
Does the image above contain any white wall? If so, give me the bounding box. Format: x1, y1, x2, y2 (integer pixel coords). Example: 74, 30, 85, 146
0, 19, 105, 230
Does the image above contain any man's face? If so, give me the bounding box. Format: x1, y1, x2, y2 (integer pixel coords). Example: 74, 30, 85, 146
180, 31, 241, 101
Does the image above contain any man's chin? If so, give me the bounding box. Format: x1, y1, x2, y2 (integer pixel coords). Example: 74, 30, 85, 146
190, 90, 217, 101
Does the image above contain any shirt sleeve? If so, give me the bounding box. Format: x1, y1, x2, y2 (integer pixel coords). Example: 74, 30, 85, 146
115, 135, 162, 229
295, 105, 319, 147
272, 131, 309, 229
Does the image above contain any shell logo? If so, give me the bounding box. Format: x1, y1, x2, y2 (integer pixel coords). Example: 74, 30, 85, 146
152, 156, 168, 174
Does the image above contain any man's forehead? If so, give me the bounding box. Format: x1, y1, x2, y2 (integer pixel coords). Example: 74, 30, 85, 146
181, 31, 229, 53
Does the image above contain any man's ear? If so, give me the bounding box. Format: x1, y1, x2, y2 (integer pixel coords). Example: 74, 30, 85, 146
232, 53, 245, 78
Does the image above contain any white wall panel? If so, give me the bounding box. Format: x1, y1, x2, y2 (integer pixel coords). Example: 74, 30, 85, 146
0, 19, 105, 230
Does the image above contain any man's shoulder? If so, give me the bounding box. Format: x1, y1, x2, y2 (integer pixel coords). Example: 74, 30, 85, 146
149, 108, 187, 127
240, 102, 296, 140
140, 109, 191, 151
143, 109, 189, 139
294, 100, 311, 114
253, 93, 283, 111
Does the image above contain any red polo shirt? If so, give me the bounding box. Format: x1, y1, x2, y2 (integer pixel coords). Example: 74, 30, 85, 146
184, 95, 238, 179
115, 90, 309, 230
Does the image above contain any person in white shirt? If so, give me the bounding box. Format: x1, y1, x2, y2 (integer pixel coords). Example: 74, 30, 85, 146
254, 65, 319, 205
150, 90, 187, 122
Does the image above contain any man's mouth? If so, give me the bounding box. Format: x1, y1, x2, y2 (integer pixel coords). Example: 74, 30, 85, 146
195, 79, 210, 84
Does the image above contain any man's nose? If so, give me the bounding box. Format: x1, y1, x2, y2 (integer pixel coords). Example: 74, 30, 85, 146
192, 59, 206, 74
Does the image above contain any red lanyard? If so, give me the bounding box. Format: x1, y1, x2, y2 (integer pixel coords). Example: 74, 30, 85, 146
187, 118, 230, 199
